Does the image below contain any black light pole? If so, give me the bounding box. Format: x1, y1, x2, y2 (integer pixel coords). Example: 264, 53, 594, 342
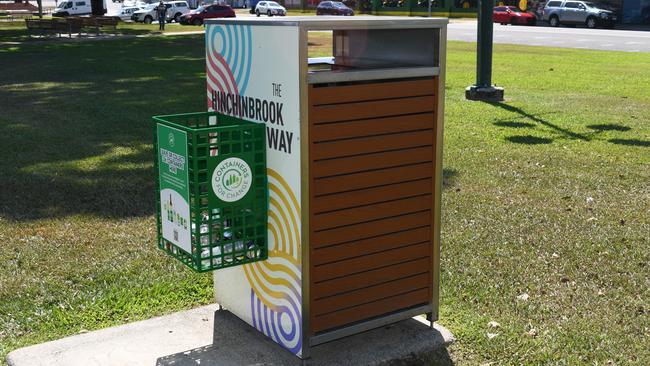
465, 0, 504, 101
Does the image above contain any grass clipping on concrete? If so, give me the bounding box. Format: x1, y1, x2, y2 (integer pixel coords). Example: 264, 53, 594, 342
0, 33, 649, 365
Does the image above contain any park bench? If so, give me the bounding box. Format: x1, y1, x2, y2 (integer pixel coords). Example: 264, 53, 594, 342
2, 9, 33, 21
25, 19, 54, 37
25, 18, 77, 38
80, 16, 119, 36
25, 16, 118, 38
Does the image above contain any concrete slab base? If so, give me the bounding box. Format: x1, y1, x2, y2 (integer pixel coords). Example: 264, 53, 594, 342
7, 304, 455, 366
465, 85, 505, 102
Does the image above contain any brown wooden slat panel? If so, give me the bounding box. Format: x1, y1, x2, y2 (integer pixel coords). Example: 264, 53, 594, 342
312, 130, 433, 161
313, 195, 431, 232
313, 226, 431, 265
313, 146, 432, 178
312, 288, 430, 333
309, 79, 435, 105
313, 179, 432, 214
313, 273, 430, 315
313, 162, 433, 196
311, 96, 435, 124
312, 210, 431, 248
312, 258, 430, 298
309, 78, 438, 335
312, 113, 434, 143
312, 242, 430, 282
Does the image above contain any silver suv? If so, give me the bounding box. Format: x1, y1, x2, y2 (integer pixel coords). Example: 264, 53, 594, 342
543, 0, 616, 28
132, 1, 189, 23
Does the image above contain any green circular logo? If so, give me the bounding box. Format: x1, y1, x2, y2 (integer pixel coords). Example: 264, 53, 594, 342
212, 157, 252, 202
222, 169, 243, 191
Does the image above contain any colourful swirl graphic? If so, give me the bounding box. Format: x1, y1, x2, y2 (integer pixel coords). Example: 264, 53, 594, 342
206, 26, 302, 356
244, 169, 302, 354
206, 24, 252, 99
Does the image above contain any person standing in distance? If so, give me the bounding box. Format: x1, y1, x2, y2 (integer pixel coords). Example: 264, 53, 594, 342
157, 0, 167, 31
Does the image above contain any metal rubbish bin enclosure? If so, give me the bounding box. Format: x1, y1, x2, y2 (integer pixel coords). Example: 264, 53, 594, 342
159, 16, 447, 360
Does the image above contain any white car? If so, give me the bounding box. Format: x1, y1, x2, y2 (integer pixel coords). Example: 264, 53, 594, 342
255, 1, 285, 16
132, 1, 189, 23
123, 0, 149, 7
52, 0, 107, 16
108, 5, 144, 21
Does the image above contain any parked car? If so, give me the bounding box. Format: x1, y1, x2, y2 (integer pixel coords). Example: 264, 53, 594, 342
255, 1, 286, 16
543, 0, 616, 28
493, 6, 537, 25
123, 0, 149, 7
180, 4, 235, 25
202, 0, 244, 7
108, 5, 144, 21
131, 3, 157, 22
132, 1, 189, 23
316, 1, 354, 15
308, 0, 355, 5
52, 0, 106, 16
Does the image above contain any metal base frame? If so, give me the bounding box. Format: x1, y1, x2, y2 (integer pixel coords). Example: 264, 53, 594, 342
308, 304, 434, 347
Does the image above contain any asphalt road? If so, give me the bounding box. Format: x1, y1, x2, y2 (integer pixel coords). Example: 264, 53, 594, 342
448, 21, 650, 52
35, 2, 650, 52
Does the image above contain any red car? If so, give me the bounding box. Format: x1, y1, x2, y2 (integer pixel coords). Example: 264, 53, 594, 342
316, 1, 354, 15
493, 6, 537, 25
179, 4, 235, 26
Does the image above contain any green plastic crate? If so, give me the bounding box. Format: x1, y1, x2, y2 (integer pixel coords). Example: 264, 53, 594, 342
154, 111, 268, 272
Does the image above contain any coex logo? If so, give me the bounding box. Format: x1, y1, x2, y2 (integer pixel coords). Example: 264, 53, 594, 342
212, 157, 252, 202
168, 132, 175, 147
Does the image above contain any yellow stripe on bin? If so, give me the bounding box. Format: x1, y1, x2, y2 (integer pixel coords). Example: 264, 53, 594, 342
244, 168, 302, 312
269, 196, 294, 257
268, 208, 288, 254
269, 184, 300, 260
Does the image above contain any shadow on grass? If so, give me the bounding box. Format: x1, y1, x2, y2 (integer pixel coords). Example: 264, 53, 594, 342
609, 138, 650, 147
494, 121, 536, 129
0, 29, 32, 43
587, 124, 632, 132
487, 102, 589, 141
0, 34, 207, 221
443, 168, 459, 189
506, 135, 553, 145
0, 27, 156, 44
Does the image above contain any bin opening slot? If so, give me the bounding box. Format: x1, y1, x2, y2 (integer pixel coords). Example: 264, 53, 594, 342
307, 28, 440, 72
307, 28, 440, 83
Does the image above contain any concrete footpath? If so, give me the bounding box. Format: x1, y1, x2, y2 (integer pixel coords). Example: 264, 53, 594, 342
7, 304, 455, 366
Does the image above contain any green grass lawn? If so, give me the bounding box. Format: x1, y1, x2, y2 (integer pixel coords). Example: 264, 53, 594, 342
0, 33, 648, 365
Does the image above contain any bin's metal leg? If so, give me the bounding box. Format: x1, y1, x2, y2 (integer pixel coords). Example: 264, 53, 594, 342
301, 342, 311, 366
426, 312, 434, 329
